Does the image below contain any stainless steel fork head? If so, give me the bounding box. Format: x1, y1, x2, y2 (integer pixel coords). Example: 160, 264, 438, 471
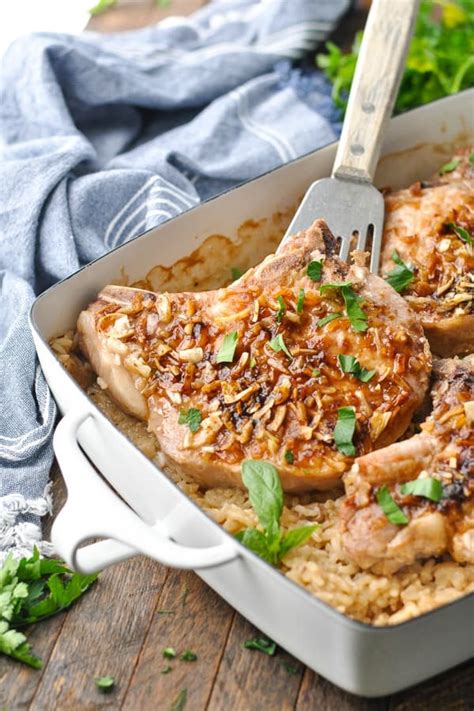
278, 177, 384, 274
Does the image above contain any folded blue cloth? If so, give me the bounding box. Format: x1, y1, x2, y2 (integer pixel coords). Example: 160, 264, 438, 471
0, 0, 348, 560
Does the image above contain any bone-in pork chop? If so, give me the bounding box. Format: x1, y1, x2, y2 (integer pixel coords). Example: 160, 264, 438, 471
78, 220, 431, 492
381, 148, 474, 357
341, 356, 474, 573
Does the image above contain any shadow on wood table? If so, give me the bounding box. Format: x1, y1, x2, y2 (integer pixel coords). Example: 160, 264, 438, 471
1, 1, 473, 709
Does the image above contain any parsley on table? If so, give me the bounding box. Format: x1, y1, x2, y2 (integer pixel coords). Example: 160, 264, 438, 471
269, 334, 292, 359
276, 296, 286, 323
161, 665, 173, 674
316, 312, 343, 328
316, 0, 474, 116
235, 461, 318, 566
216, 331, 239, 364
333, 406, 357, 457
163, 647, 177, 659
320, 282, 368, 332
439, 158, 460, 175
338, 355, 375, 382
178, 408, 202, 433
296, 288, 305, 314
400, 477, 443, 502
180, 650, 198, 662
376, 486, 408, 525
243, 637, 277, 655
0, 548, 97, 669
169, 688, 188, 711
307, 260, 323, 282
446, 222, 473, 247
95, 676, 115, 692
384, 251, 415, 293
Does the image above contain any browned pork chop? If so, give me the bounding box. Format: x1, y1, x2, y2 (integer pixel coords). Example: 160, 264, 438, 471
341, 356, 474, 573
78, 219, 430, 492
381, 148, 474, 357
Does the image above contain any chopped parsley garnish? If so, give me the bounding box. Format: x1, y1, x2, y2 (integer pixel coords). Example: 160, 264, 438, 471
157, 609, 175, 615
163, 647, 177, 659
276, 295, 286, 323
169, 688, 188, 711
243, 637, 277, 656
384, 251, 415, 293
161, 665, 173, 674
283, 662, 299, 675
180, 650, 198, 662
95, 676, 115, 692
320, 282, 368, 332
178, 408, 202, 433
231, 267, 243, 281
296, 287, 305, 314
338, 354, 375, 382
269, 334, 292, 359
311, 368, 321, 377
216, 331, 238, 363
376, 485, 408, 525
333, 406, 356, 457
400, 477, 443, 502
316, 312, 343, 328
469, 152, 474, 166
446, 222, 473, 247
307, 260, 323, 282
250, 356, 257, 368
284, 450, 294, 464
439, 157, 460, 174
235, 461, 318, 565
0, 548, 97, 669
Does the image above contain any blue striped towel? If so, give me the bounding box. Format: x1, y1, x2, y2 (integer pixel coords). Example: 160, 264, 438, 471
0, 0, 348, 560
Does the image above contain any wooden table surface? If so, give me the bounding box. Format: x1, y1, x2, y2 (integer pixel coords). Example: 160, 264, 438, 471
1, 2, 473, 709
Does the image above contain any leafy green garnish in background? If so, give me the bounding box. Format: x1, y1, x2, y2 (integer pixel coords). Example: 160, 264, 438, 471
400, 477, 443, 502
243, 637, 277, 655
376, 486, 409, 525
446, 222, 473, 247
163, 646, 177, 659
333, 406, 357, 456
384, 251, 415, 293
316, 0, 474, 115
231, 267, 243, 281
178, 407, 202, 433
235, 461, 318, 565
180, 650, 198, 662
439, 157, 461, 174
95, 676, 115, 692
0, 548, 97, 668
90, 0, 171, 15
216, 331, 239, 363
338, 355, 375, 382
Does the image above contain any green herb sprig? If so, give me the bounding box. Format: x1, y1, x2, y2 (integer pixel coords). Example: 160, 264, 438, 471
0, 548, 97, 669
235, 461, 318, 565
446, 222, 473, 247
320, 282, 368, 332
338, 354, 376, 382
178, 408, 202, 433
384, 251, 415, 293
95, 676, 115, 692
269, 334, 292, 359
333, 406, 357, 457
243, 637, 277, 655
376, 485, 409, 525
216, 331, 239, 364
307, 260, 323, 282
400, 477, 443, 502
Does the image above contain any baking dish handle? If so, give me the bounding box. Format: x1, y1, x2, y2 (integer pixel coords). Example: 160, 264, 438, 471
51, 409, 239, 575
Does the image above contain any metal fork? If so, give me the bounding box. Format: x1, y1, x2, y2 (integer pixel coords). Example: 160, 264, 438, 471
278, 0, 420, 273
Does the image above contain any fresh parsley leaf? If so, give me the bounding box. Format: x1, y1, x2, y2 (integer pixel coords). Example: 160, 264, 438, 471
446, 222, 473, 247
231, 267, 243, 281
161, 665, 173, 674
316, 312, 343, 328
307, 260, 323, 282
169, 688, 188, 711
319, 280, 353, 294
400, 477, 443, 502
283, 662, 299, 674
163, 647, 177, 659
180, 650, 197, 662
278, 525, 317, 559
338, 355, 375, 382
250, 356, 257, 368
284, 450, 294, 465
469, 152, 474, 166
95, 676, 115, 692
178, 408, 202, 433
243, 637, 277, 655
296, 288, 305, 314
269, 334, 292, 359
311, 368, 321, 377
439, 158, 460, 174
334, 406, 356, 457
376, 485, 408, 525
0, 623, 42, 669
276, 296, 286, 323
216, 331, 239, 364
385, 251, 415, 293
320, 282, 368, 332
241, 461, 283, 549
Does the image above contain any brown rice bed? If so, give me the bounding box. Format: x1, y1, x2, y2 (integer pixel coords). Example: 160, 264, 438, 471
51, 331, 474, 626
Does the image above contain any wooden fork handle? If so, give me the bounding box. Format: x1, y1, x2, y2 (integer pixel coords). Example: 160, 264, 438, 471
332, 0, 420, 184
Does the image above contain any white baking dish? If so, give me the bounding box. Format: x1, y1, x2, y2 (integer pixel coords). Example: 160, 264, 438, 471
30, 90, 474, 697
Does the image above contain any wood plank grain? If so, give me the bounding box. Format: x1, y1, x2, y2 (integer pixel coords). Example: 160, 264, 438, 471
296, 668, 389, 711
122, 569, 234, 711
29, 557, 168, 710
207, 614, 305, 711
389, 660, 474, 711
